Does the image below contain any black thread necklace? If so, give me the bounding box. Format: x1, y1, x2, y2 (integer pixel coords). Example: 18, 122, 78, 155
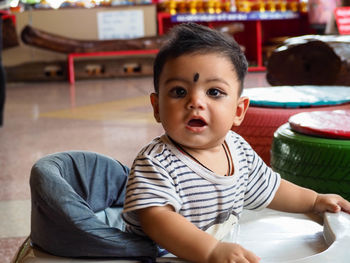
168, 136, 233, 176
223, 141, 234, 176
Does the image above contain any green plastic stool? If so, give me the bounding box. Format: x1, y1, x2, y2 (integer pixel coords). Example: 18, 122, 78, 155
271, 122, 350, 200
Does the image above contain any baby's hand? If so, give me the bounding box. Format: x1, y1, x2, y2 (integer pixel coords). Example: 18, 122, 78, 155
313, 194, 350, 214
207, 242, 260, 263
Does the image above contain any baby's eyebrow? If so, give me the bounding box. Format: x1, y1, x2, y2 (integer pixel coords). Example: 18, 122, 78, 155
164, 77, 191, 85
164, 77, 230, 86
205, 77, 230, 86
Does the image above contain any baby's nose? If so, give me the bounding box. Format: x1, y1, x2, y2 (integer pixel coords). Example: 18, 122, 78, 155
186, 92, 205, 110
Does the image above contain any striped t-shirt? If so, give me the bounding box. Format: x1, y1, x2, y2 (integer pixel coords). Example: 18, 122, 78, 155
122, 131, 281, 241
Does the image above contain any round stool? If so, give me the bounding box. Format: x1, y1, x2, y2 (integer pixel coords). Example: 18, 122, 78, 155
289, 110, 350, 139
271, 110, 350, 200
232, 86, 350, 165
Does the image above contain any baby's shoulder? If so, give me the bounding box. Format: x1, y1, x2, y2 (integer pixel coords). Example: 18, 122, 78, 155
226, 130, 256, 160
132, 135, 182, 174
136, 135, 172, 159
226, 130, 251, 149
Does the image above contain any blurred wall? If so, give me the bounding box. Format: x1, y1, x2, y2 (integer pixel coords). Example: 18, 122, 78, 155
3, 5, 157, 66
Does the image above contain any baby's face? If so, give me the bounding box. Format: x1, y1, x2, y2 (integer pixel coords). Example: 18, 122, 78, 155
151, 53, 248, 150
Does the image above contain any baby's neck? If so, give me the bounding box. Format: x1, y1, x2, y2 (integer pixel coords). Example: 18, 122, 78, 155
169, 137, 233, 176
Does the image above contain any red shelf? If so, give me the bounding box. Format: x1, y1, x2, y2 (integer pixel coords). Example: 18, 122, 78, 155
157, 11, 311, 71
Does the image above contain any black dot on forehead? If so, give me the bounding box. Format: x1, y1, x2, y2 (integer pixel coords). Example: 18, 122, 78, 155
193, 73, 199, 82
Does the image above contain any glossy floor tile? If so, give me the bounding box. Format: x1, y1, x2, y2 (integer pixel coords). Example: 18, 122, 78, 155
0, 72, 269, 262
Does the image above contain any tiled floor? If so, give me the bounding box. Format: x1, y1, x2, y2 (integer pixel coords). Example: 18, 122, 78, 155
0, 72, 269, 262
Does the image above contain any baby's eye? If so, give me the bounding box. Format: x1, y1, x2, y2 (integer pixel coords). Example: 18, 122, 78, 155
169, 87, 187, 98
207, 88, 226, 98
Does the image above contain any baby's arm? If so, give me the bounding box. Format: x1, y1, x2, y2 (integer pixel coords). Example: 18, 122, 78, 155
268, 179, 350, 214
138, 205, 260, 263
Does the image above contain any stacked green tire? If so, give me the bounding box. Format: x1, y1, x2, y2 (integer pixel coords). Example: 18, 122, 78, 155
271, 123, 350, 201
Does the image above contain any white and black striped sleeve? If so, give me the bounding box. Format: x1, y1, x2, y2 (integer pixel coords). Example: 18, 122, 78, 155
123, 143, 182, 231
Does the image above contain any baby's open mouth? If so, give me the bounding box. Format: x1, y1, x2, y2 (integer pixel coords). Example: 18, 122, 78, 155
188, 118, 207, 127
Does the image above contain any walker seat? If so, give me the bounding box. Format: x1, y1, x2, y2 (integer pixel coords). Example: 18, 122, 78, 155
232, 85, 350, 165
12, 151, 350, 263
14, 151, 157, 262
13, 209, 350, 263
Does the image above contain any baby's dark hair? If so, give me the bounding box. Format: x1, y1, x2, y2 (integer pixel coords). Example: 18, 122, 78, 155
153, 22, 248, 95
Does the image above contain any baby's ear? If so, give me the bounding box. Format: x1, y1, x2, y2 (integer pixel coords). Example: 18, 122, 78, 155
232, 96, 249, 127
150, 93, 161, 123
